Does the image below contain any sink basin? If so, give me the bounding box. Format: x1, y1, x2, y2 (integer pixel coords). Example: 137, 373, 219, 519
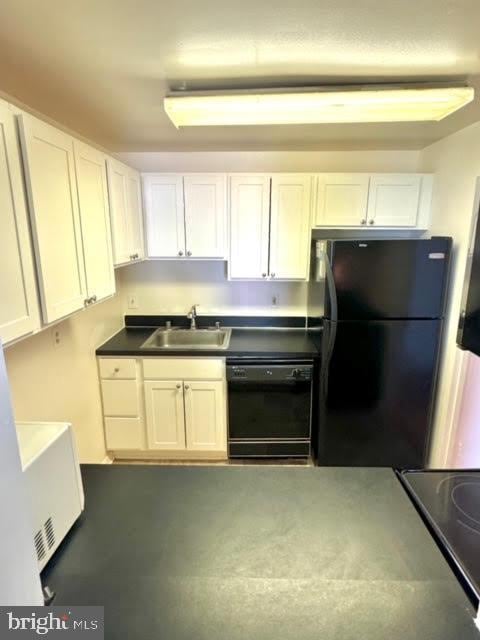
140, 327, 232, 350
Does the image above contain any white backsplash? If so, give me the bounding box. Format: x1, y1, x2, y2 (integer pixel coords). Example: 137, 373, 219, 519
116, 260, 309, 317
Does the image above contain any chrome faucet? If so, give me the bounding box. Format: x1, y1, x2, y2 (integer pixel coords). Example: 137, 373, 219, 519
187, 304, 198, 330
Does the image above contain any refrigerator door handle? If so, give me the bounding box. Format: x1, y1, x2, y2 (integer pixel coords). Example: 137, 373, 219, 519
319, 247, 338, 395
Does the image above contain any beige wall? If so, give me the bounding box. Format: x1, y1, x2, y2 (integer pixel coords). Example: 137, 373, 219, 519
4, 288, 124, 463
118, 150, 421, 173
419, 121, 480, 467
117, 260, 308, 317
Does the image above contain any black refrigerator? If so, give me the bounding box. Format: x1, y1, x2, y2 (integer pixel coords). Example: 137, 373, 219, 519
312, 238, 452, 468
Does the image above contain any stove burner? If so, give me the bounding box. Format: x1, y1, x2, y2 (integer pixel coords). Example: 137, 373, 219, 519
435, 475, 480, 534
452, 483, 480, 533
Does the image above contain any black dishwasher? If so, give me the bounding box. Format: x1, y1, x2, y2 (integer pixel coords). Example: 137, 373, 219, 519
227, 361, 313, 458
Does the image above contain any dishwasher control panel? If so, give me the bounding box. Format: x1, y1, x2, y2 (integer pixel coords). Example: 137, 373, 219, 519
227, 363, 313, 382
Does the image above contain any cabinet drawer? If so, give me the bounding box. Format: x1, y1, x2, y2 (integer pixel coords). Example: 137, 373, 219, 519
98, 358, 136, 379
142, 358, 224, 380
101, 380, 140, 416
105, 417, 144, 450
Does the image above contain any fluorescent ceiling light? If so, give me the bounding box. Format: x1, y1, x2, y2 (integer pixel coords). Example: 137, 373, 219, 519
164, 85, 474, 127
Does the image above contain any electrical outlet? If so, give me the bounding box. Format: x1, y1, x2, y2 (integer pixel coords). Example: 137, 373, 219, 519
127, 294, 139, 309
272, 294, 279, 307
52, 328, 61, 347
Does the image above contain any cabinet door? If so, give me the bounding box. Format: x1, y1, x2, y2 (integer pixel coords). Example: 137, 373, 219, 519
144, 380, 186, 450
269, 174, 312, 280
315, 174, 370, 227
126, 169, 144, 260
18, 114, 86, 324
0, 101, 40, 344
184, 381, 226, 452
184, 174, 226, 258
73, 141, 115, 302
229, 175, 270, 280
106, 158, 130, 266
367, 174, 421, 227
143, 174, 185, 258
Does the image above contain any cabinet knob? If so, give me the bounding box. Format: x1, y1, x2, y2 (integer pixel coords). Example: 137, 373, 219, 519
361, 219, 366, 225
114, 367, 120, 373
187, 251, 192, 257
176, 383, 181, 389
178, 251, 184, 257
184, 384, 190, 390
369, 219, 375, 225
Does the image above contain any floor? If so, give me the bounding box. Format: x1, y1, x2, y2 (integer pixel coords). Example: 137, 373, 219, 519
42, 465, 479, 640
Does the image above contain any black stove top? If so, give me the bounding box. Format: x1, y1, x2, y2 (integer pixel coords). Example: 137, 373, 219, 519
400, 470, 480, 608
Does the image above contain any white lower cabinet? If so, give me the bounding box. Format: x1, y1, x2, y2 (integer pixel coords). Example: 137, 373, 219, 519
98, 358, 146, 451
98, 357, 227, 458
144, 380, 186, 451
183, 381, 226, 452
104, 418, 144, 450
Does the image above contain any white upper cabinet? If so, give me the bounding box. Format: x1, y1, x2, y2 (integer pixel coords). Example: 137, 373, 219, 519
269, 174, 312, 280
313, 172, 432, 229
367, 174, 422, 228
143, 174, 185, 258
0, 101, 40, 345
183, 174, 226, 258
106, 158, 144, 266
18, 113, 87, 325
143, 173, 227, 259
315, 174, 370, 227
126, 170, 145, 260
73, 140, 115, 303
229, 175, 270, 280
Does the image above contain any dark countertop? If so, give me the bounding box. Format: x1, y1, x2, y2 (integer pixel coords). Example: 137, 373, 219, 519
43, 465, 479, 640
96, 326, 321, 359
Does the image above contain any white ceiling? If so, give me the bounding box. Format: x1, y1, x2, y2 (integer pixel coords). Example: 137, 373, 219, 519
1, 0, 480, 151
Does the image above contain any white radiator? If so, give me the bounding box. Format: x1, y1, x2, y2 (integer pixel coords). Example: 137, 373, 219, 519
16, 422, 84, 572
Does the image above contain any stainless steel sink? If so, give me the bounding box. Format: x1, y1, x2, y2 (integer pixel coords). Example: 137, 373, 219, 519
140, 327, 232, 350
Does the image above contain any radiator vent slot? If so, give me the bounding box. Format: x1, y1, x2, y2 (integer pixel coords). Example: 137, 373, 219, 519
34, 530, 46, 561
44, 517, 55, 549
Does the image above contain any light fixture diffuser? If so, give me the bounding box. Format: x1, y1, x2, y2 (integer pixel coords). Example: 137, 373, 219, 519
164, 85, 474, 127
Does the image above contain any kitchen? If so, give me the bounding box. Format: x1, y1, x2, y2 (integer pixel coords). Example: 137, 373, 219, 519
2, 1, 480, 638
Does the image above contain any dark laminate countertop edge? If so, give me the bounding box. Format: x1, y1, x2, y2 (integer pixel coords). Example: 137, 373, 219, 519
95, 326, 322, 359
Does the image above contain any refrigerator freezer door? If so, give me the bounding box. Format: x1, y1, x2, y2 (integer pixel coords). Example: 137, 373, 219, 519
324, 238, 451, 320
318, 318, 442, 468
